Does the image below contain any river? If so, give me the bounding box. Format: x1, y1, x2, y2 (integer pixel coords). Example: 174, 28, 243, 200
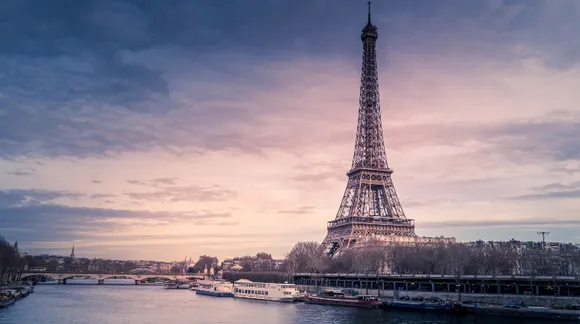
1, 281, 560, 324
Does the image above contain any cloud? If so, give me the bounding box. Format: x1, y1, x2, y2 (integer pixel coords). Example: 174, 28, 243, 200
1, 0, 580, 258
90, 193, 117, 200
0, 193, 233, 244
404, 199, 457, 208
124, 178, 236, 203
0, 0, 577, 161
513, 190, 580, 200
1, 205, 231, 242
125, 185, 236, 203
126, 178, 180, 187
507, 180, 580, 200
291, 160, 349, 183
532, 180, 580, 192
0, 189, 82, 207
375, 115, 580, 174
277, 206, 316, 215
483, 118, 580, 162
5, 168, 36, 176
422, 218, 580, 230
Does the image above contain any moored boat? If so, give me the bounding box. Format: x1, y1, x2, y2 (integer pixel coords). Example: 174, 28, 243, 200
305, 291, 382, 308
195, 280, 234, 297
233, 279, 299, 302
163, 282, 179, 289
0, 296, 16, 308
163, 280, 190, 289
462, 303, 580, 321
2, 289, 21, 300
0, 290, 17, 308
383, 296, 454, 312
188, 283, 199, 291
293, 292, 309, 302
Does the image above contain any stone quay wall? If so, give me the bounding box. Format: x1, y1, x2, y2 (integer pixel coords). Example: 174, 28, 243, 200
297, 285, 580, 308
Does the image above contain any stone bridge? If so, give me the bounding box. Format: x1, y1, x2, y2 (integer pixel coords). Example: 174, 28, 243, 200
21, 271, 206, 285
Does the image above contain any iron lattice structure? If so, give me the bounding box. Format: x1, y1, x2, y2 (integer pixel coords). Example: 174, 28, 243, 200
322, 4, 416, 257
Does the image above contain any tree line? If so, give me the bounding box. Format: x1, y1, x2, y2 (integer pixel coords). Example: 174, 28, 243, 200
284, 240, 580, 276
0, 235, 21, 283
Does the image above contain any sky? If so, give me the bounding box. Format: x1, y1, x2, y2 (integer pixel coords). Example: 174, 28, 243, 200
1, 0, 580, 262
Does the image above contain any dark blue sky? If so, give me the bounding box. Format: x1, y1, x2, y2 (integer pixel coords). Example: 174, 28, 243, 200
1, 0, 579, 260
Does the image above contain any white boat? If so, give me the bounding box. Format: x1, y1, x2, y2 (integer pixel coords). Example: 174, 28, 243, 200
188, 283, 199, 291
233, 279, 299, 302
164, 280, 190, 289
164, 282, 179, 289
195, 280, 234, 297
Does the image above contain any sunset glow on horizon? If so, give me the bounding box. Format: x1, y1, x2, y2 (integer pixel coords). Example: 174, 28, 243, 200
1, 0, 580, 261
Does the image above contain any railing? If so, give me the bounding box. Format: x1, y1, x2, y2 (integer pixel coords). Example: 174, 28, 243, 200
293, 273, 580, 281
328, 217, 415, 228
20, 271, 204, 277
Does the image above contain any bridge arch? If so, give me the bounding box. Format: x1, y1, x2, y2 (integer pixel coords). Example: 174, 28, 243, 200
20, 272, 206, 282
21, 273, 54, 280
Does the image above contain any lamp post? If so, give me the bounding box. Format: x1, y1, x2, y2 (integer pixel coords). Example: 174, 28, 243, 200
377, 273, 381, 297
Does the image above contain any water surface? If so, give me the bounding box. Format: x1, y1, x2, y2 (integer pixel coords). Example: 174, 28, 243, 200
1, 283, 560, 324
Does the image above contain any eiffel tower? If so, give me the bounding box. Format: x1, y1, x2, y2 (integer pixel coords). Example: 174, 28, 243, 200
322, 3, 416, 257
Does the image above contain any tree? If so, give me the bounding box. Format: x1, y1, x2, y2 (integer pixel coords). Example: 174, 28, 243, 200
285, 242, 327, 273
0, 235, 21, 283
326, 250, 356, 273
256, 252, 272, 260
122, 261, 137, 272
255, 252, 274, 271
193, 255, 219, 273
351, 239, 388, 274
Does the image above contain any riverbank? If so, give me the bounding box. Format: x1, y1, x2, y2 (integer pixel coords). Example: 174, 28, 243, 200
300, 285, 580, 321
297, 285, 580, 308
1, 282, 35, 309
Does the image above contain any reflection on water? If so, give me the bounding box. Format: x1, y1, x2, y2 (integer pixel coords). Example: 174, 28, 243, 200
0, 283, 562, 324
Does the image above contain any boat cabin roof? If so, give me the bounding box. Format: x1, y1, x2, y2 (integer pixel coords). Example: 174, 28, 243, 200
357, 295, 379, 300
234, 279, 253, 283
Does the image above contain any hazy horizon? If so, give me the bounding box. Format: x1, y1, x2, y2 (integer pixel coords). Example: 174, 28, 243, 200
1, 0, 580, 261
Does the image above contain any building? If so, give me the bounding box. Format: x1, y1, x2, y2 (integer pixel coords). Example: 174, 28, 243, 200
321, 4, 454, 257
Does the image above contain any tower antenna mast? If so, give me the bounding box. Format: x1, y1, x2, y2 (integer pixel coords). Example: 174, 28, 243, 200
537, 231, 550, 246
